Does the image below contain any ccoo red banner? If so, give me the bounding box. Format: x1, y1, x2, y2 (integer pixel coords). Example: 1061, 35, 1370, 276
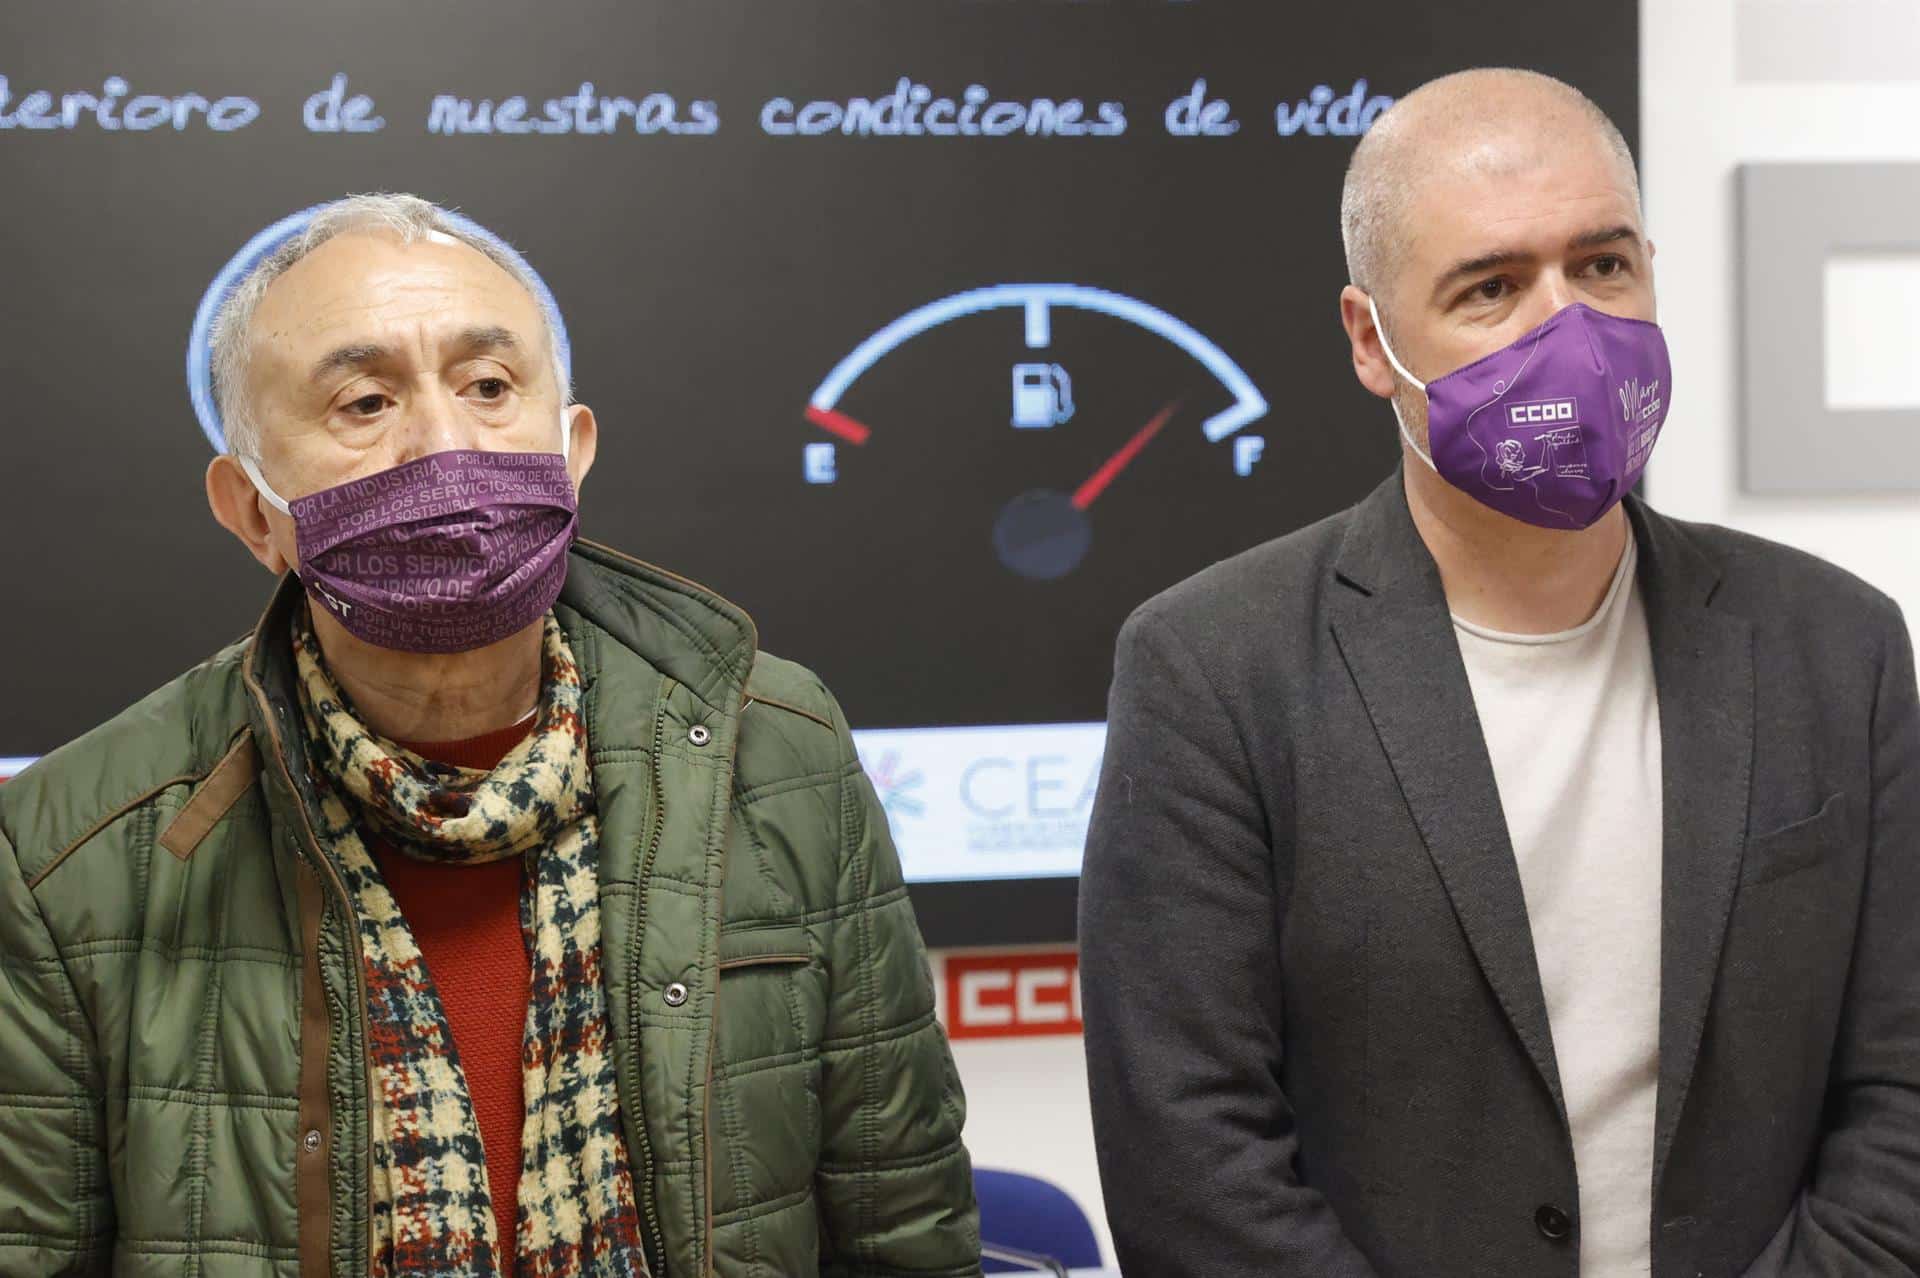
942, 949, 1082, 1040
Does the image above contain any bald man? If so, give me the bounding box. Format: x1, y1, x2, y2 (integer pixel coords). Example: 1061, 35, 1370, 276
1080, 69, 1919, 1277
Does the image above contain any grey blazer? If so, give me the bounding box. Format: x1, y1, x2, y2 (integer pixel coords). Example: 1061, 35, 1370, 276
1080, 472, 1920, 1277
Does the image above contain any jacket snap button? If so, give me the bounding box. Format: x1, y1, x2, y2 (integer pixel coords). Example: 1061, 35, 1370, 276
687, 724, 712, 747
302, 1129, 322, 1154
1535, 1203, 1573, 1241
663, 981, 690, 1007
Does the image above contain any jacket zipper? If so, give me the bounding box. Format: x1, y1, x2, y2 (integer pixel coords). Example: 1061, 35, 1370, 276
243, 665, 375, 1277
700, 788, 735, 1277
627, 696, 672, 1272
573, 537, 762, 1275
698, 688, 767, 1276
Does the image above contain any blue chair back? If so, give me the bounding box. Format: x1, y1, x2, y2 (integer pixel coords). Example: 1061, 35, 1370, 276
974, 1168, 1103, 1273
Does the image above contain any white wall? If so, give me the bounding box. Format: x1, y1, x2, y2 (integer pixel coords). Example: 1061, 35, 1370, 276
1642, 0, 1920, 622
949, 1030, 1110, 1260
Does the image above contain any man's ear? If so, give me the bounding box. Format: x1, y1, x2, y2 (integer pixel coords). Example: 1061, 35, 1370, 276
206, 455, 292, 574
1643, 239, 1658, 321
563, 403, 599, 491
1340, 285, 1398, 400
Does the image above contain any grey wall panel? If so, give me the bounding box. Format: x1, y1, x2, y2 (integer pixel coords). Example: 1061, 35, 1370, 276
1740, 162, 1920, 492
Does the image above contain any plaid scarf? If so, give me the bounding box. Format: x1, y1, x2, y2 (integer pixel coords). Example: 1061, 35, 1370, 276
294, 611, 649, 1278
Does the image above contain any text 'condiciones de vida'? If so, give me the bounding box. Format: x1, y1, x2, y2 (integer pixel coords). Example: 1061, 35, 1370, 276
0, 74, 1394, 140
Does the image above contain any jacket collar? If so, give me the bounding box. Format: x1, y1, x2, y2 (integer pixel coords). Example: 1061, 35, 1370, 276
557, 538, 759, 713
1329, 470, 1755, 1190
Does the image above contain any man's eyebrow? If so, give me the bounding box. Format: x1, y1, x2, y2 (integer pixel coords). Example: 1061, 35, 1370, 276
308, 342, 392, 383
1430, 249, 1531, 304
1569, 224, 1640, 251
306, 327, 526, 384
1428, 225, 1645, 304
452, 325, 524, 357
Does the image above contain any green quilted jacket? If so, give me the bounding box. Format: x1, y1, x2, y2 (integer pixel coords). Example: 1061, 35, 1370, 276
0, 541, 981, 1278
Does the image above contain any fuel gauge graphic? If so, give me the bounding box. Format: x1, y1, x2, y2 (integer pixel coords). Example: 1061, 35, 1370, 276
801, 284, 1270, 580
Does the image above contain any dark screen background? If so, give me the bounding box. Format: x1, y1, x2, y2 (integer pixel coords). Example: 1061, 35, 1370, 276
0, 1, 1635, 937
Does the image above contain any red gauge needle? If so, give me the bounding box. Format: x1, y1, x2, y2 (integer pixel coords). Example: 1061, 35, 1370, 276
1071, 401, 1180, 511
806, 405, 873, 446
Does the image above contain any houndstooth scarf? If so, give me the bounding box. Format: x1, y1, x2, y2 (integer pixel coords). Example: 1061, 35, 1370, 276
294, 610, 649, 1278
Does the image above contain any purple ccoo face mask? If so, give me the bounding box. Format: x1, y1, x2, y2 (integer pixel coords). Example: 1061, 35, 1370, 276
240, 434, 578, 654
1370, 298, 1672, 531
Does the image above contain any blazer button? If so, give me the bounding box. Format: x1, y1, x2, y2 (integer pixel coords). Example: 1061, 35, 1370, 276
1535, 1203, 1573, 1241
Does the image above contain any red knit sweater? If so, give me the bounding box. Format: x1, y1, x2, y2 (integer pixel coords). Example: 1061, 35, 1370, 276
371, 718, 534, 1266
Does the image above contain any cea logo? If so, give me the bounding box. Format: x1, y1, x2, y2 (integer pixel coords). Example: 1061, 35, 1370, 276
960, 753, 1099, 820
864, 750, 927, 821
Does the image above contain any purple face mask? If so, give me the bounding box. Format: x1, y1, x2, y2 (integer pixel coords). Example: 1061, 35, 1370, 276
1371, 299, 1672, 530
240, 444, 578, 653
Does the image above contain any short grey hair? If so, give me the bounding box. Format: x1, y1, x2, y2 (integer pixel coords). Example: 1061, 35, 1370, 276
1339, 69, 1641, 299
209, 192, 570, 458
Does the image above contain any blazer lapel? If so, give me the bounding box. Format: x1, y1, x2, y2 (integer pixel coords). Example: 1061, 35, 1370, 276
1629, 500, 1755, 1199
1330, 474, 1567, 1119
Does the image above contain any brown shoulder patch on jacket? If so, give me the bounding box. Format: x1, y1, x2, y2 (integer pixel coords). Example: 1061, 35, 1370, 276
157, 731, 261, 861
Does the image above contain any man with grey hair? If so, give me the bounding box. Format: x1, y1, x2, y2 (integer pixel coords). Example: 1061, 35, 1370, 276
0, 193, 980, 1277
1082, 69, 1919, 1276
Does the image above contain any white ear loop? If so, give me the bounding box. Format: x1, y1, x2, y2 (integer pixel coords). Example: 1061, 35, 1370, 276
236, 451, 292, 515
237, 406, 572, 516
1367, 295, 1438, 472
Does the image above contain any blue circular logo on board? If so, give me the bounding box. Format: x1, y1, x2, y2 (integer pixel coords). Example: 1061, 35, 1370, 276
186, 204, 571, 453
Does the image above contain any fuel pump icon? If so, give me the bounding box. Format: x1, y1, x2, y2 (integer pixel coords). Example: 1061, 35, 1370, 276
1011, 363, 1074, 429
